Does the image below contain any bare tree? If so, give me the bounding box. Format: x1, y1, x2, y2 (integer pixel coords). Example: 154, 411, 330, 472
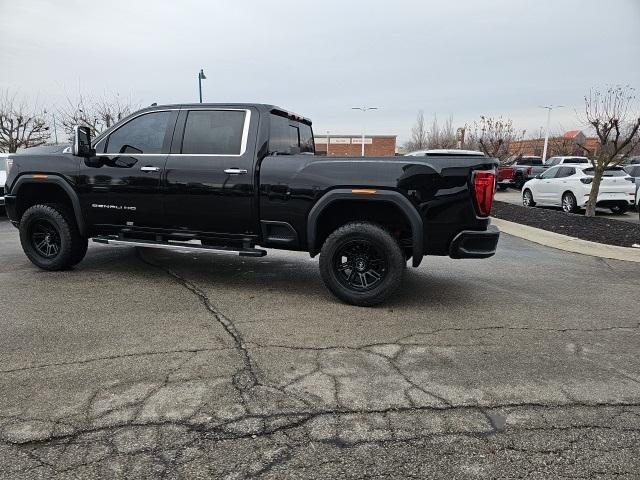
426, 115, 457, 149
580, 85, 640, 216
58, 93, 137, 139
404, 110, 428, 152
0, 90, 51, 153
467, 116, 525, 163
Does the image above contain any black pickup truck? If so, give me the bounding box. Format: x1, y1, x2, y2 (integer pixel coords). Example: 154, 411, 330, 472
4, 103, 499, 306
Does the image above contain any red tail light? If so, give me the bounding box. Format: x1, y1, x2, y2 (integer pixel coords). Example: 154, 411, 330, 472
472, 170, 495, 217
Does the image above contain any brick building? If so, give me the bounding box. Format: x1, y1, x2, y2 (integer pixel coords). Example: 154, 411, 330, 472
314, 135, 397, 156
508, 130, 599, 158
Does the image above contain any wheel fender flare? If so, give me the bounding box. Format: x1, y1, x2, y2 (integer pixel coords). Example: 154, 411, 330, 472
306, 189, 424, 267
12, 174, 86, 236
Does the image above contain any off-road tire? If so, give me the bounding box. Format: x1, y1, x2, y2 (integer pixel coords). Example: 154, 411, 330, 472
19, 204, 87, 270
319, 222, 405, 307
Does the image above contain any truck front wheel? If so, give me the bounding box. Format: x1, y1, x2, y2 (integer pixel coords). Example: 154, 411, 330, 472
319, 222, 405, 306
19, 204, 87, 270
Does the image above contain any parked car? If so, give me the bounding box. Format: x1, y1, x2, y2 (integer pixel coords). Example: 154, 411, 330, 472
545, 156, 590, 167
496, 164, 515, 190
522, 164, 636, 214
0, 153, 8, 213
623, 163, 640, 185
4, 103, 500, 306
498, 155, 546, 190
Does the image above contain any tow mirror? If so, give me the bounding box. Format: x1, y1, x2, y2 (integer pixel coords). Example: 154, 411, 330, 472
72, 126, 95, 157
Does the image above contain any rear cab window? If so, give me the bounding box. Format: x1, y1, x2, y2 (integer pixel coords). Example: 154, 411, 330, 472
269, 113, 314, 155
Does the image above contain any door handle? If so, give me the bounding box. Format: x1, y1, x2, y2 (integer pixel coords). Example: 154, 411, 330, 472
224, 168, 248, 175
141, 166, 160, 172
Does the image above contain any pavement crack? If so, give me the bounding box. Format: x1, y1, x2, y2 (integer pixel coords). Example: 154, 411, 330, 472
137, 249, 259, 390
0, 347, 226, 374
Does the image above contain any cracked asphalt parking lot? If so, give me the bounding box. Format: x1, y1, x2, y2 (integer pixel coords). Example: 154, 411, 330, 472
1, 216, 639, 479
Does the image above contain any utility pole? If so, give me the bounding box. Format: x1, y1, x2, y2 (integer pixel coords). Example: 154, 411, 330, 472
351, 106, 378, 156
326, 130, 330, 156
198, 69, 207, 103
539, 105, 564, 163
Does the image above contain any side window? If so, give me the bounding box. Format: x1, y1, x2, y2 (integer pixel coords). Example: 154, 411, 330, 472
94, 137, 107, 153
556, 167, 575, 178
531, 158, 543, 166
182, 110, 247, 155
106, 111, 171, 154
541, 167, 559, 179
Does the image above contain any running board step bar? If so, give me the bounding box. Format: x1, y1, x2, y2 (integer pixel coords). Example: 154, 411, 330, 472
92, 237, 267, 257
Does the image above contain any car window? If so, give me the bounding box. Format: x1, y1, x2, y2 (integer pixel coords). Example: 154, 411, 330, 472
516, 159, 530, 166
546, 158, 560, 167
299, 123, 314, 153
584, 167, 628, 177
541, 166, 560, 179
269, 114, 312, 155
181, 110, 246, 155
556, 167, 575, 178
106, 111, 171, 154
0, 158, 5, 171
565, 157, 589, 164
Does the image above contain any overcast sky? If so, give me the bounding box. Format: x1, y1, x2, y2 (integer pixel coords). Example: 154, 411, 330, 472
1, 0, 639, 143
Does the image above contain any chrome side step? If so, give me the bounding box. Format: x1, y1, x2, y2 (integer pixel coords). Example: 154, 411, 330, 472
92, 237, 267, 257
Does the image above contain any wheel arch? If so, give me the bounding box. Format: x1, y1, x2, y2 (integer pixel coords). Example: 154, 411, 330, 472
307, 189, 424, 267
12, 175, 86, 236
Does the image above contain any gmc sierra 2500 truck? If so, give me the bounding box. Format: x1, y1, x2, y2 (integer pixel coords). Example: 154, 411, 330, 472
4, 103, 499, 306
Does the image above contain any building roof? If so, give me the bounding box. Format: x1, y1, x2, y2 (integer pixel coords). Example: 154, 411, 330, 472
563, 130, 582, 139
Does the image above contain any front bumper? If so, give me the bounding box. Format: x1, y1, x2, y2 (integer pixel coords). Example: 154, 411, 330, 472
449, 225, 500, 259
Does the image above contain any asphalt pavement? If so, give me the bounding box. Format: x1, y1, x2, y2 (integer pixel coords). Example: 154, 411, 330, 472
1, 215, 639, 479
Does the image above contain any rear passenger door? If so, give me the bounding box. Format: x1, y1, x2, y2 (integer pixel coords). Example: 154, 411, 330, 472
163, 108, 256, 235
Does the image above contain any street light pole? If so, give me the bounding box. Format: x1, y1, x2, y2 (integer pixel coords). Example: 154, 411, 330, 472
539, 105, 564, 163
351, 106, 378, 156
326, 130, 330, 156
198, 69, 207, 103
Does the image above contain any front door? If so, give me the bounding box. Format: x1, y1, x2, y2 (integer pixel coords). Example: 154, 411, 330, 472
163, 108, 255, 235
78, 110, 177, 228
536, 166, 561, 203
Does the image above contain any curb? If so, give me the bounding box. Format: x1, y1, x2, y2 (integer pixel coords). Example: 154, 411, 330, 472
491, 217, 640, 263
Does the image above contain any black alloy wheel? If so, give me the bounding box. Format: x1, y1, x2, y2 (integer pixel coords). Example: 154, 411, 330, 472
29, 219, 62, 258
333, 239, 387, 292
319, 222, 405, 306
19, 204, 88, 270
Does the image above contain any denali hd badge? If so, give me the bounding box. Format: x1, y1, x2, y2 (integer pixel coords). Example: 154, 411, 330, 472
91, 204, 137, 211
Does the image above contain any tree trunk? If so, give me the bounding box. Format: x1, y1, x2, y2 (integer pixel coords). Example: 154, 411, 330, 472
585, 166, 604, 217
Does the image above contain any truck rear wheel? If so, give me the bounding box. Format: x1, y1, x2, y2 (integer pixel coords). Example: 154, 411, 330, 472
19, 204, 87, 270
319, 222, 405, 307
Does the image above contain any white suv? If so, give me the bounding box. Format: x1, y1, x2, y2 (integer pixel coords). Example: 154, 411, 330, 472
0, 153, 8, 212
522, 164, 636, 214
545, 156, 590, 167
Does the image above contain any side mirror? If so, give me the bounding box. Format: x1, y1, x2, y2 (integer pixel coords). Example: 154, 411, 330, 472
535, 174, 542, 180
72, 126, 95, 157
